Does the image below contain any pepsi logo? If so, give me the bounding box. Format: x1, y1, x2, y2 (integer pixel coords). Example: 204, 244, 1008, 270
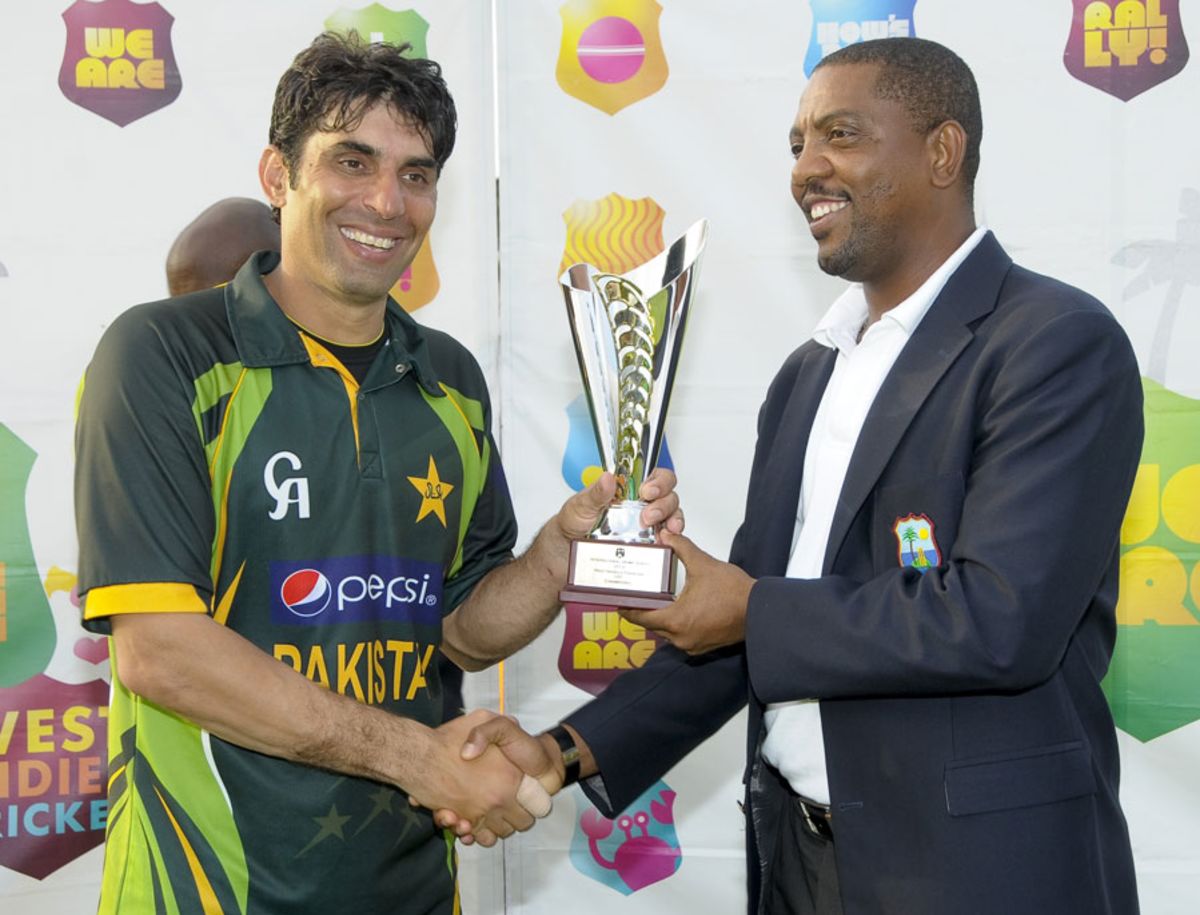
280, 569, 332, 618
270, 556, 444, 627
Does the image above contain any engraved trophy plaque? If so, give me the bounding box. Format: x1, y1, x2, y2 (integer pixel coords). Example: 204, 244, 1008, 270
559, 219, 709, 609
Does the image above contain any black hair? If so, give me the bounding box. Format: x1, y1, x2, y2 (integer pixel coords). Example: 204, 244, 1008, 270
268, 31, 457, 214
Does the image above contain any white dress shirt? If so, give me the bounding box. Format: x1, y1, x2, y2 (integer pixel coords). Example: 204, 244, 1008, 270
759, 227, 987, 804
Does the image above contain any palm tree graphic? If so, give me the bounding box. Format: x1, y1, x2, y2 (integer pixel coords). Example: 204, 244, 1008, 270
901, 527, 918, 559
1112, 187, 1200, 385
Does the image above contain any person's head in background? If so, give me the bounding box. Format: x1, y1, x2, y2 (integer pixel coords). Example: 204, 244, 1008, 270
166, 197, 281, 296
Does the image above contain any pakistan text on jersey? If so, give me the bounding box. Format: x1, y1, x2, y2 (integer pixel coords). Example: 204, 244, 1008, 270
273, 639, 437, 705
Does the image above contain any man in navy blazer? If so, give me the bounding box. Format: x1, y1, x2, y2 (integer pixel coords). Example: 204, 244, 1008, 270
445, 38, 1142, 914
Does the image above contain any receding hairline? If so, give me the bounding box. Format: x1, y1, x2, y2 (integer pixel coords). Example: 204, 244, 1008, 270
297, 98, 444, 171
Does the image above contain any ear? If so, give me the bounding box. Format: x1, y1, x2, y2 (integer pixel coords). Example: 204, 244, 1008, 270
927, 120, 967, 191
259, 147, 290, 210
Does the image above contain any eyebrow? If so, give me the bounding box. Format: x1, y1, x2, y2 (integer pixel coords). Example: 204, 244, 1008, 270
330, 140, 378, 158
404, 155, 439, 170
327, 140, 437, 170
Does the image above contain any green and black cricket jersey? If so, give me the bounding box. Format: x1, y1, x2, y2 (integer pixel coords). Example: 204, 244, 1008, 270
76, 251, 517, 914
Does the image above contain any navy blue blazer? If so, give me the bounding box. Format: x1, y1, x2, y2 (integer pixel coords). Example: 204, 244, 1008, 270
566, 233, 1142, 915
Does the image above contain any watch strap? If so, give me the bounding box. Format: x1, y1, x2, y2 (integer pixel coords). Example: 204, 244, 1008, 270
545, 725, 581, 787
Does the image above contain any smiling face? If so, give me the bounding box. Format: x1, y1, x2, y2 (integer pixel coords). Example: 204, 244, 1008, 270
261, 100, 438, 327
789, 62, 940, 295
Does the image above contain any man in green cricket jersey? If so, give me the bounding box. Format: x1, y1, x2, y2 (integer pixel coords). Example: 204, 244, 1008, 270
75, 32, 680, 914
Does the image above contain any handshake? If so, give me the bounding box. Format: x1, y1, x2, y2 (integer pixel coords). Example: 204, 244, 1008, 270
408, 709, 578, 847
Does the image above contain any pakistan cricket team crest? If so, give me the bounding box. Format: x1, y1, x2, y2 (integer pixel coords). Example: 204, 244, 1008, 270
556, 0, 669, 115
1063, 0, 1189, 101
893, 513, 940, 572
58, 0, 182, 126
408, 455, 453, 527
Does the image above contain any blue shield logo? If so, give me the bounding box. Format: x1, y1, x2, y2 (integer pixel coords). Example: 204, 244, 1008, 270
804, 1, 918, 76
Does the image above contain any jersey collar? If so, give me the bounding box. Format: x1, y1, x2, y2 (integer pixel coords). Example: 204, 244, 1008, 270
225, 250, 442, 397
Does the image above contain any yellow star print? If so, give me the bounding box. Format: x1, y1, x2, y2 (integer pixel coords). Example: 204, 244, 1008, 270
408, 455, 454, 527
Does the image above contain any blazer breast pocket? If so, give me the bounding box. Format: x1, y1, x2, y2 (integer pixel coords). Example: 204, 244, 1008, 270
943, 740, 1097, 817
870, 471, 965, 574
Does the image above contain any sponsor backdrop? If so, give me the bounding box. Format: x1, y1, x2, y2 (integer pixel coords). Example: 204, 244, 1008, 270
0, 0, 1196, 912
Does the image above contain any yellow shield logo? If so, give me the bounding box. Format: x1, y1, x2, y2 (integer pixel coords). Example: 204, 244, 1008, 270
389, 236, 439, 312
556, 0, 669, 115
560, 192, 665, 275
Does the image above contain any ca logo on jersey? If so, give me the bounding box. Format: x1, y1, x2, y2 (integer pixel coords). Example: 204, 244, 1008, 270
265, 451, 310, 520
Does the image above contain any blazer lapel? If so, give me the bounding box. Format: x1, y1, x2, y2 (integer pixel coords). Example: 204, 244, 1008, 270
751, 345, 837, 576
822, 232, 1013, 573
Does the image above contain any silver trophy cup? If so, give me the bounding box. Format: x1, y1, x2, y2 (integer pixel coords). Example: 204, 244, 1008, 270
559, 219, 709, 609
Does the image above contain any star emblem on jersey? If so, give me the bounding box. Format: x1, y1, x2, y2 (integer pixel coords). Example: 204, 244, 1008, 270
295, 804, 353, 858
408, 455, 454, 527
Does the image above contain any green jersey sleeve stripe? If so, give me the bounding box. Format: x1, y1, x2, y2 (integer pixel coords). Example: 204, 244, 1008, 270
440, 383, 486, 432
421, 385, 484, 577
207, 368, 273, 584
192, 362, 246, 453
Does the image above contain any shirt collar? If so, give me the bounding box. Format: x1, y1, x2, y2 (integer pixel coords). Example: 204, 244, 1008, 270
810, 227, 988, 353
224, 250, 443, 396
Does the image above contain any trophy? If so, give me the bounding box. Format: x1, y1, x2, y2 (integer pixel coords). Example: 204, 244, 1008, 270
559, 219, 709, 609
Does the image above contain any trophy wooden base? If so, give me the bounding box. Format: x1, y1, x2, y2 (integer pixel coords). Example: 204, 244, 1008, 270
560, 539, 677, 609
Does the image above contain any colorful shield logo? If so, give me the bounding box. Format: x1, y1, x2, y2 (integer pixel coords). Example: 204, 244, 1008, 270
893, 513, 940, 571
558, 601, 666, 695
58, 0, 182, 127
389, 236, 440, 312
569, 782, 682, 894
1103, 378, 1200, 741
1063, 0, 1189, 101
804, 1, 916, 76
557, 0, 669, 115
0, 424, 56, 687
324, 4, 429, 56
560, 192, 665, 275
0, 673, 110, 879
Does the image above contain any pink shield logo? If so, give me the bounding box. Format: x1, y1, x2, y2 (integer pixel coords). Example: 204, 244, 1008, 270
58, 0, 182, 126
0, 674, 109, 879
1063, 0, 1189, 101
558, 602, 665, 696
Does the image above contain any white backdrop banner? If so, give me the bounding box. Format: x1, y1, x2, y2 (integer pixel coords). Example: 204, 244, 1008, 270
0, 1, 1196, 913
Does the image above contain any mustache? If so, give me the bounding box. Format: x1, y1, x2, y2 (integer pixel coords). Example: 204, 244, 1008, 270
800, 183, 850, 203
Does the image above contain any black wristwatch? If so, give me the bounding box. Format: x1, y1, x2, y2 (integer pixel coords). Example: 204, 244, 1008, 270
545, 725, 581, 787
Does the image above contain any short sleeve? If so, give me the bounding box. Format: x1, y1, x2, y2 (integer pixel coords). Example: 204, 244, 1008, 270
442, 433, 518, 612
75, 306, 217, 632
